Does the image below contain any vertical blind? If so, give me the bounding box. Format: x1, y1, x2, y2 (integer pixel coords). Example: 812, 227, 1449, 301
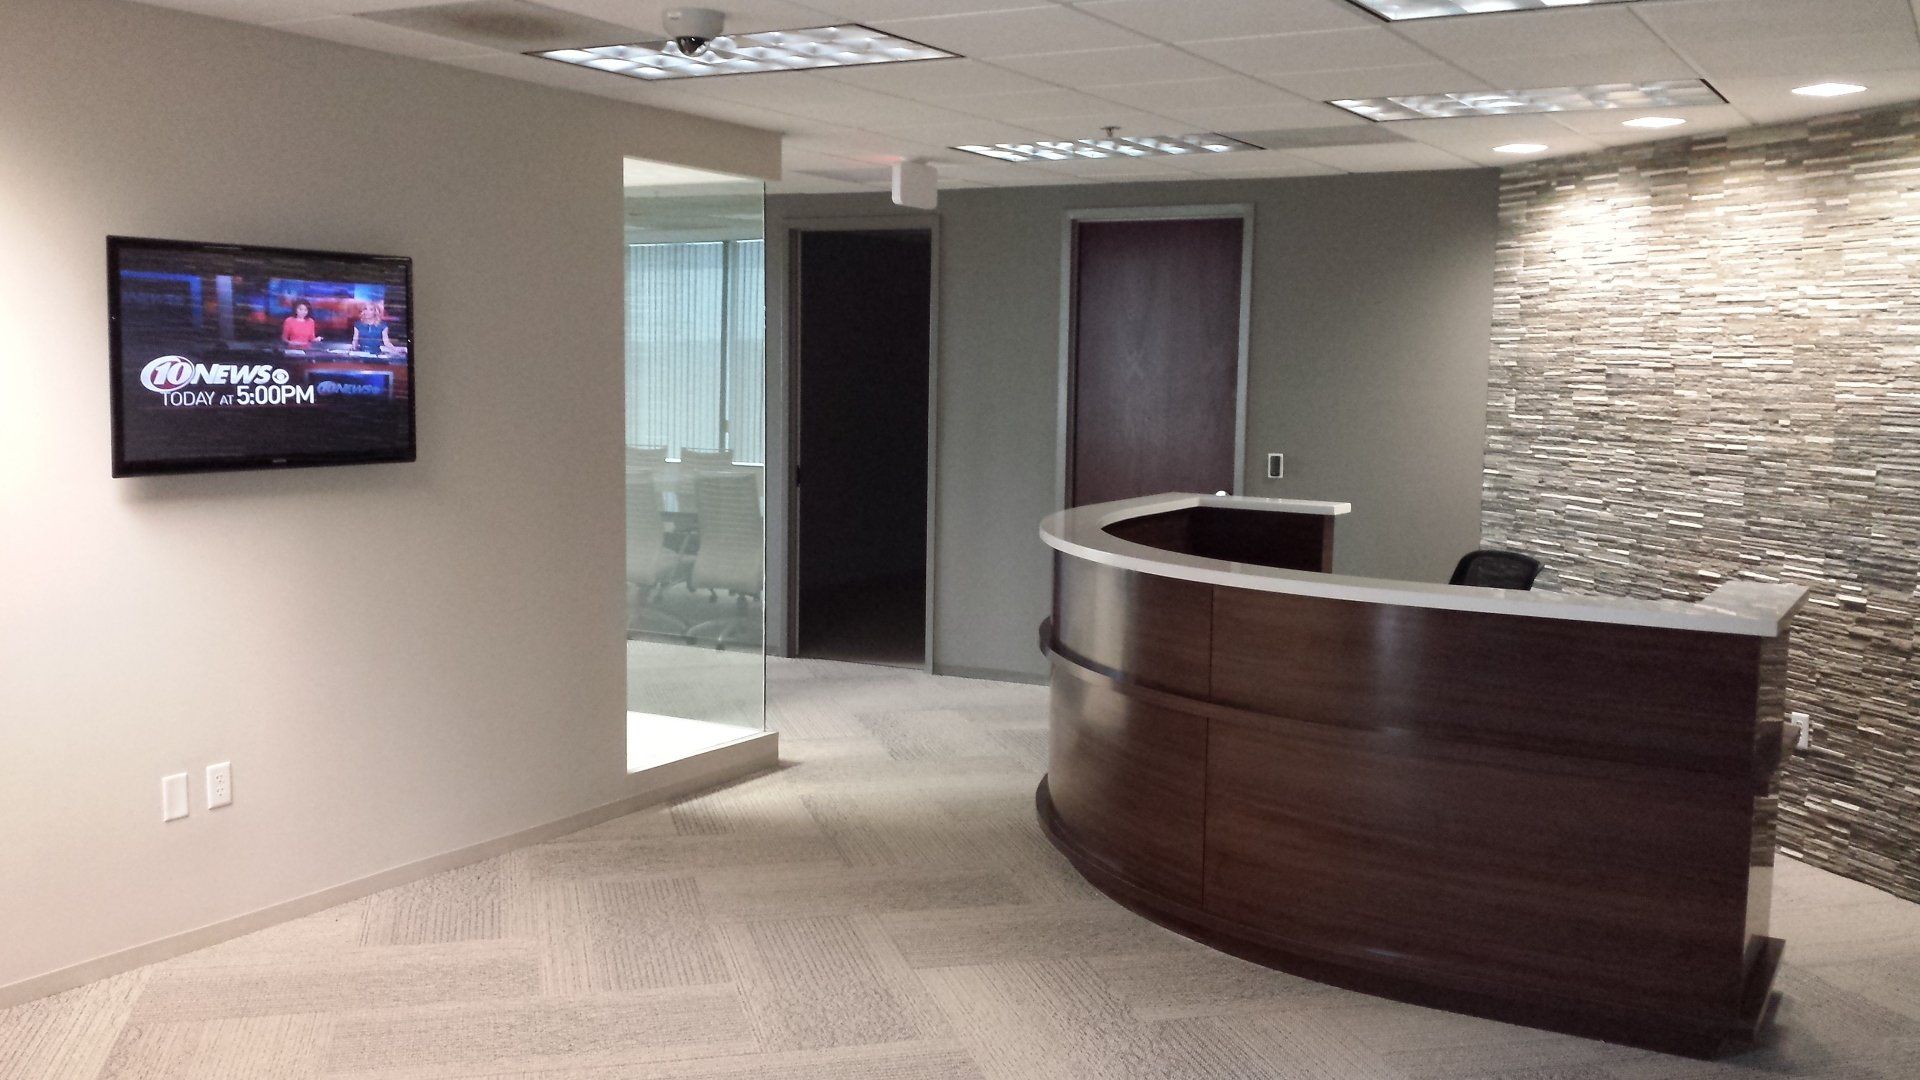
624, 239, 766, 464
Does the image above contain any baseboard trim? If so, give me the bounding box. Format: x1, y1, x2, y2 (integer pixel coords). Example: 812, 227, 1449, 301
934, 663, 1048, 685
0, 729, 778, 1010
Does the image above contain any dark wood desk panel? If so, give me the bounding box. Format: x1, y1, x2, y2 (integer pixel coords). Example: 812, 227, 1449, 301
1048, 668, 1209, 907
1039, 500, 1797, 1058
1210, 586, 1769, 776
1052, 555, 1212, 698
1204, 710, 1756, 1015
1103, 505, 1335, 571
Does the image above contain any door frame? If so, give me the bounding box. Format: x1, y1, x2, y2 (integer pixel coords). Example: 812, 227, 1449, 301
770, 214, 941, 672
1055, 204, 1255, 511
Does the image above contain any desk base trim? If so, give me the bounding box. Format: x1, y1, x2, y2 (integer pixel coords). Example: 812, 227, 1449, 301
1035, 777, 1781, 1059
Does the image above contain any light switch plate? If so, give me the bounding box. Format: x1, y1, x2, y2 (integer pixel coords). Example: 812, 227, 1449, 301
1267, 453, 1285, 479
162, 773, 189, 822
206, 762, 232, 809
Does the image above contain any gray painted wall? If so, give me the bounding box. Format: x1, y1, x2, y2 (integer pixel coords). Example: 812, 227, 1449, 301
769, 170, 1500, 679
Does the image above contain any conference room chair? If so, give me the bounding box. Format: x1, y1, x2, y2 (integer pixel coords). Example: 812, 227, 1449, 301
626, 443, 669, 469
679, 447, 734, 468
687, 472, 764, 649
1449, 549, 1543, 591
625, 471, 690, 636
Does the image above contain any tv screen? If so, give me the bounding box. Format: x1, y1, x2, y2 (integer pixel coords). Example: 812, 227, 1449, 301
108, 237, 416, 476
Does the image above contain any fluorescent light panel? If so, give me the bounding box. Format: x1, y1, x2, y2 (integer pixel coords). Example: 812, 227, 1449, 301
1333, 80, 1724, 121
954, 133, 1264, 164
1347, 0, 1642, 19
534, 24, 954, 80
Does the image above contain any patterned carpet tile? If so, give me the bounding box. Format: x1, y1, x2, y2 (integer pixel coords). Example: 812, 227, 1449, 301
128, 942, 542, 1025
320, 988, 756, 1078
5, 659, 1920, 1080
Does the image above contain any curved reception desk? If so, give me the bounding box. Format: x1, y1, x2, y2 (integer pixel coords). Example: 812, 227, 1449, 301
1038, 493, 1808, 1057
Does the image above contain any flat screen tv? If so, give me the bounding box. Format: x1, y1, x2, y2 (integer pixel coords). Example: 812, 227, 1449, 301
108, 236, 416, 476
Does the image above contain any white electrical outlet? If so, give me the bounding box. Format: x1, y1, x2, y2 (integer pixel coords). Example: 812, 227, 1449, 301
161, 773, 189, 822
206, 762, 232, 809
1267, 453, 1285, 479
1790, 712, 1811, 752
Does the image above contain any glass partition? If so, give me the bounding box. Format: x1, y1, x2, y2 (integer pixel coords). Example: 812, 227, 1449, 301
622, 158, 766, 771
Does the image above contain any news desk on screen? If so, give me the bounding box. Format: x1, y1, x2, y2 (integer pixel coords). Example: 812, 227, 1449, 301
1037, 493, 1807, 1058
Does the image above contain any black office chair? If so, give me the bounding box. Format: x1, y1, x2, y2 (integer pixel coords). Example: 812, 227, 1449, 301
1449, 549, 1542, 591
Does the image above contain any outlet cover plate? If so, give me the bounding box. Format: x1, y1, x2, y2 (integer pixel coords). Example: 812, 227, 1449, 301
206, 762, 232, 809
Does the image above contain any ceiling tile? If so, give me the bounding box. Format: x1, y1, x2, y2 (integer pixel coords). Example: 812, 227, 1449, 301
1069, 0, 1377, 41
1165, 100, 1377, 132
135, 0, 370, 21
876, 119, 1063, 146
1170, 148, 1342, 176
1084, 76, 1309, 113
1387, 114, 1605, 162
1635, 0, 1920, 81
1397, 7, 1695, 87
1013, 107, 1198, 137
1186, 28, 1434, 77
1263, 62, 1495, 100
269, 15, 499, 58
1292, 142, 1479, 171
1545, 103, 1751, 138
816, 0, 1073, 20
991, 44, 1232, 86
537, 0, 841, 36
1707, 70, 1920, 123
949, 86, 1124, 120
814, 58, 1055, 97
876, 7, 1154, 58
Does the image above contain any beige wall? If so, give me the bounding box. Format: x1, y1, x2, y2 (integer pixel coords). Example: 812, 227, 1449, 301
0, 0, 778, 992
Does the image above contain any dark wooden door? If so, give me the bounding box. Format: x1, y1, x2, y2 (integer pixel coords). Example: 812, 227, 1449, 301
1069, 217, 1243, 507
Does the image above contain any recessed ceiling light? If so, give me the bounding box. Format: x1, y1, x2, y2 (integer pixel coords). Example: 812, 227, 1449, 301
532, 24, 955, 80
953, 133, 1264, 164
1332, 80, 1724, 121
1791, 82, 1868, 98
1622, 116, 1688, 129
1344, 0, 1640, 19
1493, 143, 1549, 154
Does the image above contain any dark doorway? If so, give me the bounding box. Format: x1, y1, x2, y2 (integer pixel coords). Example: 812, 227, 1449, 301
792, 228, 933, 668
1068, 216, 1245, 507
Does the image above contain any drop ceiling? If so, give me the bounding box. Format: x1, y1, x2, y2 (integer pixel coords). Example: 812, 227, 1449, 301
132, 0, 1920, 191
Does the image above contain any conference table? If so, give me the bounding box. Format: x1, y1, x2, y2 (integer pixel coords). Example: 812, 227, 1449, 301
1037, 492, 1807, 1058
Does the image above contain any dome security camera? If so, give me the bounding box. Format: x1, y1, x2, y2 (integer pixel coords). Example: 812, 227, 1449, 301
664, 8, 725, 56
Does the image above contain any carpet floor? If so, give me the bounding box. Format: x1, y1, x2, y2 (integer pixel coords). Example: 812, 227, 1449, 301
4, 658, 1918, 1079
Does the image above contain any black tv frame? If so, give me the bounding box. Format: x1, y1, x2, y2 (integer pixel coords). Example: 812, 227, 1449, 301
107, 235, 418, 477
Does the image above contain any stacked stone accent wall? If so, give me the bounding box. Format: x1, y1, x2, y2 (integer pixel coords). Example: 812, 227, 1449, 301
1485, 102, 1920, 902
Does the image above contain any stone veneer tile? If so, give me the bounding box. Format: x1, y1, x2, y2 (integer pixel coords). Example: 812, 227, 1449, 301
1485, 100, 1920, 904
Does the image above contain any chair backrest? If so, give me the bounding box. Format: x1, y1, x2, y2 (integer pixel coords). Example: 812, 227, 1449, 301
1449, 549, 1543, 591
625, 471, 668, 584
690, 472, 763, 594
626, 444, 669, 468
679, 447, 733, 468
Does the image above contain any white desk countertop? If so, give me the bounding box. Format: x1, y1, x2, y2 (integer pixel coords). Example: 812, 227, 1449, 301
1040, 493, 1807, 637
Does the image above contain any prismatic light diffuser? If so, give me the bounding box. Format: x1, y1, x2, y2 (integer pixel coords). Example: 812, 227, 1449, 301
533, 24, 955, 80
1332, 80, 1726, 121
954, 133, 1264, 164
1346, 0, 1645, 19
